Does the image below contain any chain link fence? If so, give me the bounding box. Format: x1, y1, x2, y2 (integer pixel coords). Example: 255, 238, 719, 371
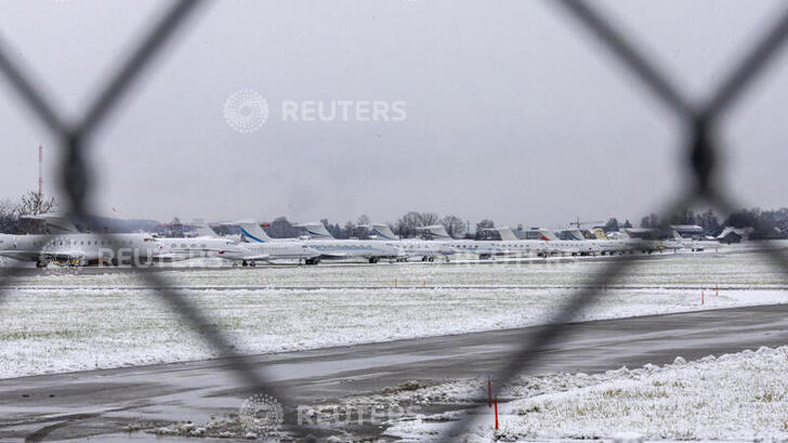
2, 0, 788, 441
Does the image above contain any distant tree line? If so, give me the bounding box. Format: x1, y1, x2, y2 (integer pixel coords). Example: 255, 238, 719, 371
240, 208, 788, 241
3, 188, 787, 241
254, 212, 486, 240
717, 208, 788, 239
626, 207, 788, 239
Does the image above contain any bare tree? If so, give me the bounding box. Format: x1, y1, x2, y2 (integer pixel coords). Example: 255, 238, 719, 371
441, 215, 466, 238
0, 198, 17, 233
394, 211, 424, 238
17, 190, 56, 216
603, 217, 620, 232
419, 212, 440, 226
266, 216, 301, 238
476, 219, 495, 232
11, 191, 57, 234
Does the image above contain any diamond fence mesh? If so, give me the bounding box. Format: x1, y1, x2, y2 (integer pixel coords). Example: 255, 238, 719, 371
1, 0, 788, 441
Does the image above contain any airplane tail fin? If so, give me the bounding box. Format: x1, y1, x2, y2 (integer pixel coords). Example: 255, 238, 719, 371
538, 229, 559, 241
496, 226, 518, 241
192, 218, 218, 237
592, 228, 609, 240
295, 222, 335, 239
420, 224, 452, 240
238, 221, 274, 243
369, 223, 399, 240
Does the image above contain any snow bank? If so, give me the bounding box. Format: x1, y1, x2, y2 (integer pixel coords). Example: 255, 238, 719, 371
382, 346, 788, 442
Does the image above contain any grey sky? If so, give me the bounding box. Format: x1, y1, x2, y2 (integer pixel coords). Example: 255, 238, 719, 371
1, 0, 787, 229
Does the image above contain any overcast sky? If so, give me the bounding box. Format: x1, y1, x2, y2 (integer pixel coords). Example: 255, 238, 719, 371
1, 0, 787, 229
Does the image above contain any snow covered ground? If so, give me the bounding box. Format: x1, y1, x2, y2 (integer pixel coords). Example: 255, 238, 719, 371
376, 346, 788, 442
1, 252, 787, 378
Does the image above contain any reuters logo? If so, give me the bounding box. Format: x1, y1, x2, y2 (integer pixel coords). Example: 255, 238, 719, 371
223, 89, 269, 133
238, 393, 285, 433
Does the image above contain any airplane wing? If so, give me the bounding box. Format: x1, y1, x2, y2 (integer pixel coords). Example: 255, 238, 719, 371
242, 254, 272, 261
317, 252, 352, 259
216, 250, 271, 261
19, 213, 79, 233
0, 250, 86, 263
151, 252, 193, 261
0, 250, 43, 262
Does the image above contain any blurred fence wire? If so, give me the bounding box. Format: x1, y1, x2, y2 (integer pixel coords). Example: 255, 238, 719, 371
1, 0, 788, 441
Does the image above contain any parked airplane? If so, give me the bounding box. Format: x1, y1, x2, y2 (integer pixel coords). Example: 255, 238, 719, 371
155, 235, 244, 262
0, 232, 167, 267
420, 225, 552, 259
367, 223, 457, 261
538, 227, 664, 256
243, 222, 402, 264
215, 222, 320, 266
493, 227, 579, 257
0, 213, 182, 267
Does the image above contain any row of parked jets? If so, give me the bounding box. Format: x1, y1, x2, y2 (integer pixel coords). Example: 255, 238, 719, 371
0, 214, 698, 268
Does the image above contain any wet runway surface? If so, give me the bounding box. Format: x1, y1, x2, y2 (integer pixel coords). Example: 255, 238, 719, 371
1, 303, 787, 441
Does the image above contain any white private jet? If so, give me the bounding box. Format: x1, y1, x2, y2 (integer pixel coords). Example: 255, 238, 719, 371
420, 225, 553, 259
366, 223, 457, 262
0, 213, 175, 267
0, 232, 167, 267
243, 222, 402, 264
217, 222, 320, 266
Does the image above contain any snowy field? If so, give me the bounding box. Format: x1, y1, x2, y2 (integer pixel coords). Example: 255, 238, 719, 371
1, 251, 788, 379
322, 346, 788, 442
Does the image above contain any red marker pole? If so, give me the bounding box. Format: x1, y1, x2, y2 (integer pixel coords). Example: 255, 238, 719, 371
716, 284, 719, 296
494, 397, 499, 430
487, 377, 492, 408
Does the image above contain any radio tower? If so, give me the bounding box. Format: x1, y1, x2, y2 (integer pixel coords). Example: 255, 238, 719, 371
38, 144, 43, 198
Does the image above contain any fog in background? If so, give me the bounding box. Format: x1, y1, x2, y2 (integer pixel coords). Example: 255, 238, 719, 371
1, 0, 787, 228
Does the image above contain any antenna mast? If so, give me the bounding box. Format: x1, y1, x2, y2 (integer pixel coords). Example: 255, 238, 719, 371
38, 144, 43, 198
